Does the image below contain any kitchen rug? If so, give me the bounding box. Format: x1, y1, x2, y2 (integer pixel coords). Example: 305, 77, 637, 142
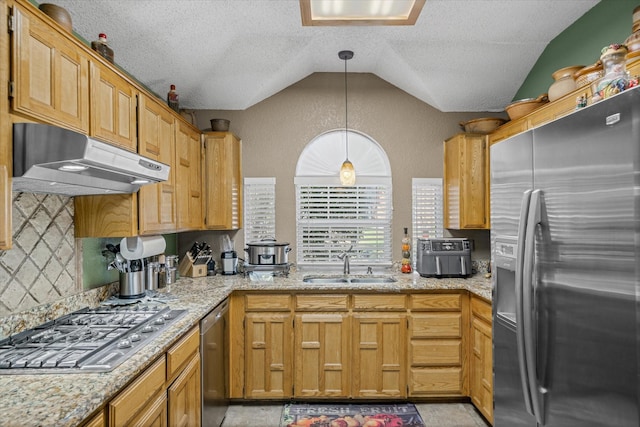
281, 403, 425, 427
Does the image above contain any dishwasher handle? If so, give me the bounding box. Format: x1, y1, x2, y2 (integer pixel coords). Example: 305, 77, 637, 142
200, 299, 229, 335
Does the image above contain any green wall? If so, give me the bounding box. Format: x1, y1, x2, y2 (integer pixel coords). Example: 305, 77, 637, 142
82, 234, 177, 289
514, 0, 636, 100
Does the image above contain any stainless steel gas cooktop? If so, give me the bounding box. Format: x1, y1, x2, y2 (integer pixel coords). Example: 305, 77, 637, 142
0, 304, 186, 374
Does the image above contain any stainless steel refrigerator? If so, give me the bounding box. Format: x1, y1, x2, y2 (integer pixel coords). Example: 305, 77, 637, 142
490, 86, 639, 426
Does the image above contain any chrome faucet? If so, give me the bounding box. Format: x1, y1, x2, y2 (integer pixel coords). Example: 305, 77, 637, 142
338, 245, 353, 275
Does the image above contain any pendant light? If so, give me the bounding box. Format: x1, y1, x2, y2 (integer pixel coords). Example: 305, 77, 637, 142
339, 50, 356, 186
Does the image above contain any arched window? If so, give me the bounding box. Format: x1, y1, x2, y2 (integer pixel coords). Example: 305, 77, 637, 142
295, 129, 393, 271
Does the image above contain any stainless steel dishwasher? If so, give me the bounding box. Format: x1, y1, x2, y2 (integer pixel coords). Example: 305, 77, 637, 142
200, 299, 229, 427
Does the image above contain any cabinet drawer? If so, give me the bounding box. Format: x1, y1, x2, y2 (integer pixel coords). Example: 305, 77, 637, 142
295, 294, 348, 311
108, 356, 166, 426
245, 294, 291, 311
409, 367, 463, 395
167, 326, 199, 382
410, 294, 461, 311
411, 313, 462, 338
352, 294, 406, 311
471, 296, 492, 324
410, 340, 462, 366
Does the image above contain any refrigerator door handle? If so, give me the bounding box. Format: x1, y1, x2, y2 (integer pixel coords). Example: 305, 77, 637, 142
523, 189, 545, 425
515, 189, 534, 416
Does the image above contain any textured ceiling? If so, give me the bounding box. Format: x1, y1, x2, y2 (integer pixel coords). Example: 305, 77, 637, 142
47, 0, 599, 112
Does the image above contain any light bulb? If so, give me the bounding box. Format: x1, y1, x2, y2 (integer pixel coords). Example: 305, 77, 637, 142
340, 159, 356, 186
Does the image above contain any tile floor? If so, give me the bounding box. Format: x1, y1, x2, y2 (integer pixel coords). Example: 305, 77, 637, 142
220, 403, 490, 427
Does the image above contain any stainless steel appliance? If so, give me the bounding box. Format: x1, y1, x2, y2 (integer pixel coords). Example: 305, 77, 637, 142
221, 251, 237, 275
0, 304, 186, 374
12, 123, 169, 196
416, 238, 472, 278
244, 239, 291, 265
200, 299, 229, 427
490, 87, 640, 426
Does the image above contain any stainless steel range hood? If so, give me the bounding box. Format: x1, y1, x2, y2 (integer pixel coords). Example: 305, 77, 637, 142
13, 123, 170, 196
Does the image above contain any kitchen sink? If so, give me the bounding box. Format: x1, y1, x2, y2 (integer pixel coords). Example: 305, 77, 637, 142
302, 276, 349, 284
302, 275, 397, 284
349, 277, 397, 283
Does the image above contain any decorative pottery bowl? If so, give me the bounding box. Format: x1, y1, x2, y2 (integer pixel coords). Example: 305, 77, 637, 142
504, 94, 549, 121
38, 3, 72, 33
459, 117, 507, 134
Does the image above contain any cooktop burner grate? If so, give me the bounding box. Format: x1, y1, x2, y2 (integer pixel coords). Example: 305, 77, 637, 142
0, 304, 186, 374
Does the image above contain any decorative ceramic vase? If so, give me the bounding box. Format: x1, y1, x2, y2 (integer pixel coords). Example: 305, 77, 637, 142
548, 65, 583, 102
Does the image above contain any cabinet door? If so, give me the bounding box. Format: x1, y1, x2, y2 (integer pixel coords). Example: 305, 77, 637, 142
89, 60, 137, 151
168, 352, 201, 427
443, 134, 489, 229
108, 357, 166, 427
175, 122, 203, 231
245, 312, 293, 398
138, 94, 176, 234
352, 314, 406, 398
11, 4, 89, 133
129, 392, 167, 427
443, 137, 461, 229
203, 132, 242, 230
471, 317, 493, 423
470, 297, 493, 425
294, 313, 350, 398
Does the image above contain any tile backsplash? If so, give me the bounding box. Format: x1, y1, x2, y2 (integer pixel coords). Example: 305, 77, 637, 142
0, 192, 78, 316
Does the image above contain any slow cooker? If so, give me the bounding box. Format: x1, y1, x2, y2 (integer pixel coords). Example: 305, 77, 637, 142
245, 239, 291, 265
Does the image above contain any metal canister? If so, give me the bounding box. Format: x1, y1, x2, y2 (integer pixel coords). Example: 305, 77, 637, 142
145, 261, 160, 290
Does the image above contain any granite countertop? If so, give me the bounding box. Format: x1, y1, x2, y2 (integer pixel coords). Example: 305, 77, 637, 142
0, 271, 492, 427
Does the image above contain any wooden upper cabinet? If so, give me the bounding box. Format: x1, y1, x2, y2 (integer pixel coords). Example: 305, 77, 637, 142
203, 132, 243, 230
443, 133, 489, 230
175, 122, 203, 231
138, 94, 176, 234
10, 3, 89, 133
89, 60, 138, 151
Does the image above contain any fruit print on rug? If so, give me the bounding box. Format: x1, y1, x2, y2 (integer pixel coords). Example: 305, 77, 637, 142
282, 402, 426, 427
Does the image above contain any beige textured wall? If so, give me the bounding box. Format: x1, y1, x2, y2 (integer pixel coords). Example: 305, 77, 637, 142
193, 73, 492, 264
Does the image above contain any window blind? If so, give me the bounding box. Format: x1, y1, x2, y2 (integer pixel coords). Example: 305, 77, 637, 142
412, 178, 444, 263
296, 184, 393, 268
243, 177, 276, 244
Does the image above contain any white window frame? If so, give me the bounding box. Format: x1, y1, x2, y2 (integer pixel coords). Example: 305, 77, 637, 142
295, 177, 393, 270
243, 177, 276, 244
412, 178, 444, 265
295, 130, 393, 271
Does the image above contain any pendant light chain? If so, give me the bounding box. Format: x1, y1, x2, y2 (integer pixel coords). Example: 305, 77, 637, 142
344, 53, 349, 161
338, 50, 355, 186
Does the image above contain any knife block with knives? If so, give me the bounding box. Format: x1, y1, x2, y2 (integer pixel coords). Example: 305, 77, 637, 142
178, 241, 212, 277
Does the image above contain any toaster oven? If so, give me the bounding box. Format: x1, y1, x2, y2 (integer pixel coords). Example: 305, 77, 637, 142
416, 238, 472, 278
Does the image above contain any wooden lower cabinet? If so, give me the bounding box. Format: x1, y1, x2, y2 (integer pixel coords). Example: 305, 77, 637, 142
129, 393, 167, 427
230, 290, 492, 417
470, 296, 493, 424
168, 352, 201, 427
408, 293, 468, 397
352, 314, 407, 398
244, 312, 293, 398
294, 313, 350, 398
108, 357, 167, 427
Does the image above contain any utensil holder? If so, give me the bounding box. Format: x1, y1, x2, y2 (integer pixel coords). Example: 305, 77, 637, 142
119, 271, 145, 299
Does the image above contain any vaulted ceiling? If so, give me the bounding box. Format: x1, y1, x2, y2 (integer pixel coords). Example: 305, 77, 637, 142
47, 0, 599, 112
